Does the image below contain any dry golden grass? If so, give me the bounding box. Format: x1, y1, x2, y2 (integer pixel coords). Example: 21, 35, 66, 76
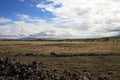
0, 41, 120, 54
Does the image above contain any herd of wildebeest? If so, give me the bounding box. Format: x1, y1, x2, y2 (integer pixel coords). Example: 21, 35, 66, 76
0, 56, 110, 80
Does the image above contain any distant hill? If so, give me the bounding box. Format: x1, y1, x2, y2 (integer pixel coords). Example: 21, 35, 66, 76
110, 35, 120, 38
0, 35, 120, 41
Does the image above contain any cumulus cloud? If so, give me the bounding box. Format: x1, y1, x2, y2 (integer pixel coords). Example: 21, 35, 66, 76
0, 14, 87, 39
36, 0, 120, 38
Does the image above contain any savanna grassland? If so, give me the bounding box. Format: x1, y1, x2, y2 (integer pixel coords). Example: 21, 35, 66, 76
0, 39, 120, 80
0, 40, 120, 54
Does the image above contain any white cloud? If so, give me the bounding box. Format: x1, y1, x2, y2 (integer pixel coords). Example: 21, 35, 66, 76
0, 14, 95, 39
0, 17, 12, 23
0, 13, 119, 39
17, 14, 30, 20
36, 0, 120, 38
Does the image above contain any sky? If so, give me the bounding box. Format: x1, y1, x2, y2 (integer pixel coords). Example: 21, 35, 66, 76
0, 0, 120, 39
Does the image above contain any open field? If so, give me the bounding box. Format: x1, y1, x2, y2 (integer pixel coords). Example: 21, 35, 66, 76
0, 40, 120, 80
0, 40, 120, 55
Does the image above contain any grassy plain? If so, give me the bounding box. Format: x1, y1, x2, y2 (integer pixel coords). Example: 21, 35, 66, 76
0, 40, 120, 54
0, 40, 120, 80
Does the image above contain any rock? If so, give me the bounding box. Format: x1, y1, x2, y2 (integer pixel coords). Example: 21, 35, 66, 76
82, 75, 90, 80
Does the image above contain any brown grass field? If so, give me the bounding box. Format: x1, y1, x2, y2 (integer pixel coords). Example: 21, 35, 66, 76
0, 40, 120, 80
0, 40, 120, 54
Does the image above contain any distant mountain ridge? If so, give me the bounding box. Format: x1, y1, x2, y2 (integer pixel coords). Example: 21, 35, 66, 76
0, 35, 120, 40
